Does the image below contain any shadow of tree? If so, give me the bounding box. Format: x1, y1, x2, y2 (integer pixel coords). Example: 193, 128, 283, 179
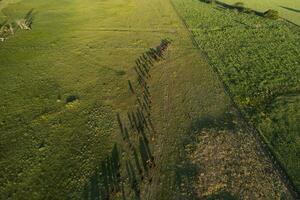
205, 190, 238, 200
174, 158, 200, 200
190, 111, 236, 134
280, 6, 300, 14
200, 0, 268, 18
172, 110, 238, 199
214, 1, 264, 17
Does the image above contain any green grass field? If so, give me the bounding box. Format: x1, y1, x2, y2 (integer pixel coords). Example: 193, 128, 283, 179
222, 0, 300, 25
173, 0, 300, 194
0, 0, 299, 199
0, 1, 21, 12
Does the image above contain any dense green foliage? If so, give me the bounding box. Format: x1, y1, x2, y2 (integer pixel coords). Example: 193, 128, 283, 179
263, 9, 279, 19
173, 0, 300, 191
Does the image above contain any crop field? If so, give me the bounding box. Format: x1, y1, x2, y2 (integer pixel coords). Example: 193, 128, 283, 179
0, 0, 299, 199
173, 0, 300, 194
222, 0, 300, 25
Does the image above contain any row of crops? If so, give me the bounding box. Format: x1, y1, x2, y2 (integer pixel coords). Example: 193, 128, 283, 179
172, 0, 300, 194
82, 39, 171, 199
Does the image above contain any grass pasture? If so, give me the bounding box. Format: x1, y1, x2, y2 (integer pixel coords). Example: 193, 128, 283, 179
0, 0, 179, 198
0, 0, 298, 199
173, 0, 300, 194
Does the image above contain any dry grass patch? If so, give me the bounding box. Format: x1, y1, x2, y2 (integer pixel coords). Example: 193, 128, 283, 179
192, 129, 292, 199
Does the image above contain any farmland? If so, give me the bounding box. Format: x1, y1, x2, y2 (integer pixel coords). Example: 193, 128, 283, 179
173, 0, 300, 194
0, 0, 299, 199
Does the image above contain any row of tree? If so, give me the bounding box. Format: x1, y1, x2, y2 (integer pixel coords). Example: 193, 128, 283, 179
82, 39, 171, 200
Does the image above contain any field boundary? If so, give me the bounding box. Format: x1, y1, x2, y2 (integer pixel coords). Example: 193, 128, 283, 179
280, 17, 300, 28
169, 0, 300, 198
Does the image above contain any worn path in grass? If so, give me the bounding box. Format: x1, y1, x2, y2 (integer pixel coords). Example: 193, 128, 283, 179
0, 0, 294, 199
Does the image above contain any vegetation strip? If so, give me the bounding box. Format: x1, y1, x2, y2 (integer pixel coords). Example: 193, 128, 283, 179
170, 0, 300, 198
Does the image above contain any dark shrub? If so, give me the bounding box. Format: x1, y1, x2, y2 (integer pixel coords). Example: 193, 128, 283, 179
115, 70, 126, 76
233, 2, 247, 12
264, 9, 279, 19
234, 2, 244, 8
243, 7, 254, 14
200, 0, 215, 4
66, 95, 79, 103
